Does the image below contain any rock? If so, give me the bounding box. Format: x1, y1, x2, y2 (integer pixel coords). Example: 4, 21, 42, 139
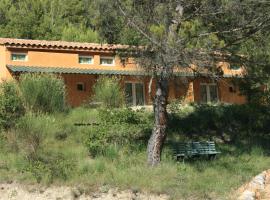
251, 173, 266, 190
71, 187, 82, 198
237, 171, 268, 200
239, 190, 255, 200
131, 187, 139, 195
91, 193, 101, 198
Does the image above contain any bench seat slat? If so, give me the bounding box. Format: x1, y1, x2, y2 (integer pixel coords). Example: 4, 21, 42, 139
174, 141, 221, 160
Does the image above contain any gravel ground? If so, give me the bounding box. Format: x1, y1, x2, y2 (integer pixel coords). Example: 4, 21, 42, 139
0, 182, 169, 200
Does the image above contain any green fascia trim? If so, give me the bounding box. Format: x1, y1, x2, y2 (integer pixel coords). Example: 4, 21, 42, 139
6, 65, 239, 78
7, 65, 147, 76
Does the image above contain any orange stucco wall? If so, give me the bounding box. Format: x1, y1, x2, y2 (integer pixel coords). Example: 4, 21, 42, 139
0, 45, 247, 106
62, 74, 97, 107
0, 46, 13, 81
5, 48, 137, 71
60, 75, 246, 106
193, 78, 246, 104
0, 46, 6, 81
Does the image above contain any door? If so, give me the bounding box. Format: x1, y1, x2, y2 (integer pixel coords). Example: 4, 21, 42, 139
200, 83, 218, 103
125, 83, 133, 106
125, 82, 145, 106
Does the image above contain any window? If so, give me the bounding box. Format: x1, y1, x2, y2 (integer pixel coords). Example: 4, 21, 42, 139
125, 82, 145, 106
229, 65, 241, 70
11, 53, 27, 61
77, 83, 85, 91
100, 57, 115, 66
200, 83, 218, 103
229, 86, 236, 93
79, 55, 93, 64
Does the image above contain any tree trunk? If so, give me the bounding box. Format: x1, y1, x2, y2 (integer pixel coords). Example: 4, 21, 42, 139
147, 78, 169, 166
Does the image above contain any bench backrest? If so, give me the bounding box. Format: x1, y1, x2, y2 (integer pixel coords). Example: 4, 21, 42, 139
192, 141, 217, 154
176, 142, 197, 155
176, 141, 218, 154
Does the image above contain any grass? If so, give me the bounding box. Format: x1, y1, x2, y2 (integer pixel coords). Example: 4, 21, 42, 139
1, 107, 270, 199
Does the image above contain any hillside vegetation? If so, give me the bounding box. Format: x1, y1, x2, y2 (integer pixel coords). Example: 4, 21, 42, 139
1, 75, 270, 199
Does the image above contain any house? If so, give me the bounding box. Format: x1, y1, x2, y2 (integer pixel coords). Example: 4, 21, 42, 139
0, 38, 246, 107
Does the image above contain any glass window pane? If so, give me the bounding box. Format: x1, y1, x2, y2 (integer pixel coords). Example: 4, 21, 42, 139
209, 85, 218, 102
125, 83, 133, 106
77, 83, 85, 91
200, 85, 207, 103
79, 56, 92, 64
230, 65, 241, 70
135, 83, 144, 105
12, 54, 26, 61
100, 58, 114, 65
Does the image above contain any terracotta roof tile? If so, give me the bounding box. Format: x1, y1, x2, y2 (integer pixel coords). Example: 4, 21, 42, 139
0, 38, 128, 51
7, 65, 147, 76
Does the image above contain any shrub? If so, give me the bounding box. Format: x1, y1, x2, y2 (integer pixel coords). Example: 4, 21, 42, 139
92, 76, 124, 108
168, 103, 270, 141
98, 108, 141, 124
15, 113, 56, 160
19, 73, 67, 113
167, 98, 185, 113
25, 151, 75, 184
0, 81, 25, 129
85, 108, 152, 157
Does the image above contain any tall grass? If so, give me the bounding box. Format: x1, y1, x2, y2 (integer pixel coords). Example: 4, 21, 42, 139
0, 106, 270, 199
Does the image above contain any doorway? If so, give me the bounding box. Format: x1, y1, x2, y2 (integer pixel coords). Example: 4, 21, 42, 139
125, 82, 145, 106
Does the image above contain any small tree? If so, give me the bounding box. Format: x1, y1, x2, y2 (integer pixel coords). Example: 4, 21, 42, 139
111, 0, 270, 166
19, 73, 67, 113
92, 76, 124, 108
238, 34, 270, 105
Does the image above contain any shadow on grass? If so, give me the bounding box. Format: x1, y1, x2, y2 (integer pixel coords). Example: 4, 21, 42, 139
164, 104, 270, 174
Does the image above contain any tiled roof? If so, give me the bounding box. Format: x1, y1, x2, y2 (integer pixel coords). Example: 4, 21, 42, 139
0, 38, 128, 51
7, 65, 198, 77
7, 65, 148, 76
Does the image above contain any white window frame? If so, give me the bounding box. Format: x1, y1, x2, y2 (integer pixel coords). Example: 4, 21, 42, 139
11, 52, 28, 61
100, 56, 115, 66
200, 83, 219, 103
125, 81, 145, 106
78, 55, 93, 65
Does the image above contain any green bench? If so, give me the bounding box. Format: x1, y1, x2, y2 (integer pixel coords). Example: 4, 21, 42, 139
174, 141, 221, 161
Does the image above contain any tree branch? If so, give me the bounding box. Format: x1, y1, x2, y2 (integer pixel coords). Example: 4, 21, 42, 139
115, 0, 162, 48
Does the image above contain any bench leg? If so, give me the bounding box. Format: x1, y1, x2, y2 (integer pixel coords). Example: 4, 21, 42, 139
208, 154, 216, 160
176, 155, 185, 163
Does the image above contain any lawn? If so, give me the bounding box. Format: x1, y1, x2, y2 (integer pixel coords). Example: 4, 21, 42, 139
1, 106, 270, 200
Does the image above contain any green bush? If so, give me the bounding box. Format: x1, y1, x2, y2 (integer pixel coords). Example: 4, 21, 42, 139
15, 113, 56, 160
92, 76, 124, 108
19, 73, 67, 113
85, 108, 152, 157
0, 81, 25, 129
168, 103, 270, 141
98, 108, 141, 124
25, 151, 75, 184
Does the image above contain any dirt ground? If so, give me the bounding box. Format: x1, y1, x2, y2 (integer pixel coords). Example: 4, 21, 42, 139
0, 182, 169, 200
